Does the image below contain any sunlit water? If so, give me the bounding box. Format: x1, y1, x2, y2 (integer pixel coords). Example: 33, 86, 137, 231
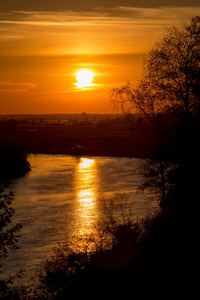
1, 154, 158, 283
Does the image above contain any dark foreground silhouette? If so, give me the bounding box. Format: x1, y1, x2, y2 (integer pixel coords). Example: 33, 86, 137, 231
0, 144, 30, 183
1, 153, 198, 299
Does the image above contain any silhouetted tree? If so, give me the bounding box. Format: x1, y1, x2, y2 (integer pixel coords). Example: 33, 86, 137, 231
0, 190, 24, 298
111, 17, 200, 209
0, 191, 22, 265
111, 17, 200, 134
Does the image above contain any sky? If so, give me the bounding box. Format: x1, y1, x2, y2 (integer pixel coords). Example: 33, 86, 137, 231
0, 1, 200, 114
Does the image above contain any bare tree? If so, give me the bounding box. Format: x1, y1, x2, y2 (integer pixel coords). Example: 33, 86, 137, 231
111, 17, 200, 209
111, 17, 200, 135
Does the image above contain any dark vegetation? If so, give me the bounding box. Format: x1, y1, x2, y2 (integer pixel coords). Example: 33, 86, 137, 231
0, 192, 23, 289
0, 133, 31, 297
0, 165, 28, 299
0, 145, 30, 183
0, 113, 156, 159
1, 17, 200, 298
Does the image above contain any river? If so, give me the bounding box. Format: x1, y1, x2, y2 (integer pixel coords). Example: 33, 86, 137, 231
1, 154, 158, 283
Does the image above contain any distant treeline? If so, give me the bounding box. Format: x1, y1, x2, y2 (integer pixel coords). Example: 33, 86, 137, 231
0, 113, 160, 159
0, 113, 122, 122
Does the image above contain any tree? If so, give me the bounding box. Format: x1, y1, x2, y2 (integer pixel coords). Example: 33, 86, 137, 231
0, 190, 22, 267
144, 17, 200, 126
0, 190, 24, 298
111, 17, 200, 209
111, 17, 200, 138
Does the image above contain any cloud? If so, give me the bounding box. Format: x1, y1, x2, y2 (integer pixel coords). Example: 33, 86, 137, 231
94, 6, 200, 21
0, 6, 199, 28
0, 81, 37, 93
0, 1, 200, 13
0, 6, 200, 56
0, 10, 100, 26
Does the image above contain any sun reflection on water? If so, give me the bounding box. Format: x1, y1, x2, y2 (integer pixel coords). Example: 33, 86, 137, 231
79, 158, 95, 169
75, 158, 97, 235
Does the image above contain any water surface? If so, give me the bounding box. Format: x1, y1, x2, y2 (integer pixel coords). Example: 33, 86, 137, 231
1, 154, 157, 281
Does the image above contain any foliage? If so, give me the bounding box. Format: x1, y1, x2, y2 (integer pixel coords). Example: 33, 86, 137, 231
111, 17, 200, 141
139, 159, 178, 210
0, 191, 24, 299
33, 194, 143, 299
35, 244, 88, 298
0, 191, 22, 266
111, 17, 200, 213
0, 143, 30, 298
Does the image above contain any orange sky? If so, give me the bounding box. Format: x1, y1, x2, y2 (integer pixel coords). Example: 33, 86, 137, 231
0, 5, 200, 114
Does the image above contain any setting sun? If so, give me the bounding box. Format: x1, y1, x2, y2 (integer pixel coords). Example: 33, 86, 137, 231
75, 69, 95, 88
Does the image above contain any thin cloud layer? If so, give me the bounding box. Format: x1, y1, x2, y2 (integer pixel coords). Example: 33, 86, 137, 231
0, 6, 200, 24
0, 0, 200, 13
0, 6, 199, 57
0, 81, 37, 92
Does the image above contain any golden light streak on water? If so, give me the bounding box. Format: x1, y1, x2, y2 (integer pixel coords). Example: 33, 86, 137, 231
75, 158, 97, 235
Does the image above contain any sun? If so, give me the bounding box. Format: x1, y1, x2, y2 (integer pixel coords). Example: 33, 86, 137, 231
75, 69, 95, 88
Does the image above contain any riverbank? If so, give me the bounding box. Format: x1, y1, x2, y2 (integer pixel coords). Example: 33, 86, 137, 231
0, 144, 31, 184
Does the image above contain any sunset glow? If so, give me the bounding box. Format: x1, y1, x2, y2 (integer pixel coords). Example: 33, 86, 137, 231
0, 2, 199, 114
